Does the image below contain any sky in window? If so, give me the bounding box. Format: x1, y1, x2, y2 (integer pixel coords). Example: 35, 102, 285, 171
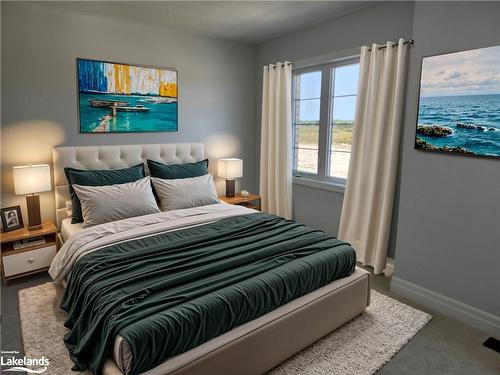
298, 71, 321, 99
334, 64, 359, 96
297, 64, 359, 122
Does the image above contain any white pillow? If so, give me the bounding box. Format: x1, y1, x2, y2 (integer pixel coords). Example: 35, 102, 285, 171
151, 174, 219, 211
73, 177, 160, 227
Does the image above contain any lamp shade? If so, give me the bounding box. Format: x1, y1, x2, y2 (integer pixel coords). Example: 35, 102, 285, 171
13, 164, 51, 195
218, 158, 243, 180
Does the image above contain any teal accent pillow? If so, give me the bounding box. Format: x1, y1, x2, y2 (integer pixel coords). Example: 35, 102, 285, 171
147, 159, 209, 179
65, 163, 145, 223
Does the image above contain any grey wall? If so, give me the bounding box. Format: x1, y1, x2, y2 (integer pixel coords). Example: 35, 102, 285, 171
257, 0, 500, 319
393, 1, 500, 316
1, 3, 257, 223
256, 2, 415, 257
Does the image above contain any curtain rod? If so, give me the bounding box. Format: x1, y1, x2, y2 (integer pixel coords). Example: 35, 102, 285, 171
369, 39, 415, 51
272, 62, 292, 69
272, 39, 415, 68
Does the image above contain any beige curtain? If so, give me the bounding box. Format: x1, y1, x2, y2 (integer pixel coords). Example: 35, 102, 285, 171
338, 39, 408, 274
259, 62, 293, 219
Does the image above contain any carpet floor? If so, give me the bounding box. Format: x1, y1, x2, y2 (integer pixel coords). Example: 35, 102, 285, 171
19, 282, 431, 375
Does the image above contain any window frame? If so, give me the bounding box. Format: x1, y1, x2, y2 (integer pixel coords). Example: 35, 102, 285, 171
292, 56, 360, 189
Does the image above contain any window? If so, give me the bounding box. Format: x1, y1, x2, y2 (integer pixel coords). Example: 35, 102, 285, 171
293, 71, 321, 174
292, 58, 360, 185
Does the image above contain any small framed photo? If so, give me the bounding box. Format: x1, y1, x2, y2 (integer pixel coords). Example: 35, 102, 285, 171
1, 206, 24, 232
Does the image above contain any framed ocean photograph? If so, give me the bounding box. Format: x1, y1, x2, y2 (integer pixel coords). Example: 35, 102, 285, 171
415, 44, 500, 159
77, 58, 178, 133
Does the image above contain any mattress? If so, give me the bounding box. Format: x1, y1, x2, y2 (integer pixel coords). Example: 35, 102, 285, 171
60, 217, 84, 242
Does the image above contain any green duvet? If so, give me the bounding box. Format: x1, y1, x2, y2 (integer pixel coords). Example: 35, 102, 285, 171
61, 213, 356, 375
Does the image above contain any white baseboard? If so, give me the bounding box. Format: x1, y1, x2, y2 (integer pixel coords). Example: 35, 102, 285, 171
391, 276, 500, 337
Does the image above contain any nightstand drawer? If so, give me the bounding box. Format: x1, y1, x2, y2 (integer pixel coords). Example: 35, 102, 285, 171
3, 245, 56, 277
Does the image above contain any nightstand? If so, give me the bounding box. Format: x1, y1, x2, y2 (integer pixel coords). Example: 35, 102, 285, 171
1, 219, 57, 284
220, 193, 261, 211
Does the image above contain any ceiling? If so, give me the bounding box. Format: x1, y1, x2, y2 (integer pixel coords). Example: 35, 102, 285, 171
41, 1, 374, 44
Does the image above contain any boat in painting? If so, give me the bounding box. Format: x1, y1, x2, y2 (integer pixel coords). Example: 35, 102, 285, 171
115, 105, 150, 112
138, 97, 178, 104
88, 99, 129, 107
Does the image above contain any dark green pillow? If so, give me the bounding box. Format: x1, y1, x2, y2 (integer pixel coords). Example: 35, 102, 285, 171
147, 159, 209, 179
65, 163, 145, 223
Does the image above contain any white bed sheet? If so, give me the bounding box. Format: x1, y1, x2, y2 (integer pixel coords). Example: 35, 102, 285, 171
60, 218, 84, 242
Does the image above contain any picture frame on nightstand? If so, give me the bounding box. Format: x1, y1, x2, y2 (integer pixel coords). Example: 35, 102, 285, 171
1, 205, 23, 232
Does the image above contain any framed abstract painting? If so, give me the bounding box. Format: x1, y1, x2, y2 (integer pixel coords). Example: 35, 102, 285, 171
77, 58, 178, 133
415, 44, 499, 159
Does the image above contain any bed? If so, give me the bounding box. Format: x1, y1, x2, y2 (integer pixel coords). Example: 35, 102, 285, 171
51, 143, 370, 375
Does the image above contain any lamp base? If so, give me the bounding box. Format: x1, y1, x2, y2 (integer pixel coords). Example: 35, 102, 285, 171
26, 194, 42, 231
225, 179, 235, 198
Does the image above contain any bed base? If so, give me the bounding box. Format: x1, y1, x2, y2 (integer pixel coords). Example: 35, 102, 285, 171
103, 267, 370, 375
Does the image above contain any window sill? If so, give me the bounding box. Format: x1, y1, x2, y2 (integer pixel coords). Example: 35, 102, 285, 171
292, 176, 345, 194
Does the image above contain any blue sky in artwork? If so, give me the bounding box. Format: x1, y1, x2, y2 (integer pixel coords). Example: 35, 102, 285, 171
297, 64, 359, 122
420, 44, 500, 97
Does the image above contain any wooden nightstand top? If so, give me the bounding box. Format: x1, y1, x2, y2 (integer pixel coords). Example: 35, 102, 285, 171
220, 193, 261, 205
1, 219, 56, 244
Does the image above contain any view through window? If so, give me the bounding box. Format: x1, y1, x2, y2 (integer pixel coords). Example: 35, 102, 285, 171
329, 63, 359, 179
292, 59, 359, 183
293, 71, 321, 174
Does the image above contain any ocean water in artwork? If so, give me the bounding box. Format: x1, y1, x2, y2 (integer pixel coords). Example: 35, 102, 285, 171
415, 44, 500, 158
79, 93, 178, 132
417, 94, 500, 157
78, 59, 178, 133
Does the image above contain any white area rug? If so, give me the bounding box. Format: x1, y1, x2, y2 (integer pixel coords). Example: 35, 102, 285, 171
19, 283, 431, 375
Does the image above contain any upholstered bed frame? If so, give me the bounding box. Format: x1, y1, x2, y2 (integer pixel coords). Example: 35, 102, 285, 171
52, 143, 370, 375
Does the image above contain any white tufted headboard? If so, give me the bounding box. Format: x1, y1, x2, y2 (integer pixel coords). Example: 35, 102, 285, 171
53, 143, 204, 229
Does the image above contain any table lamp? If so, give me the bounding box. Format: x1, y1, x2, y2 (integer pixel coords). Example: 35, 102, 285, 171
13, 164, 51, 230
218, 158, 243, 198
